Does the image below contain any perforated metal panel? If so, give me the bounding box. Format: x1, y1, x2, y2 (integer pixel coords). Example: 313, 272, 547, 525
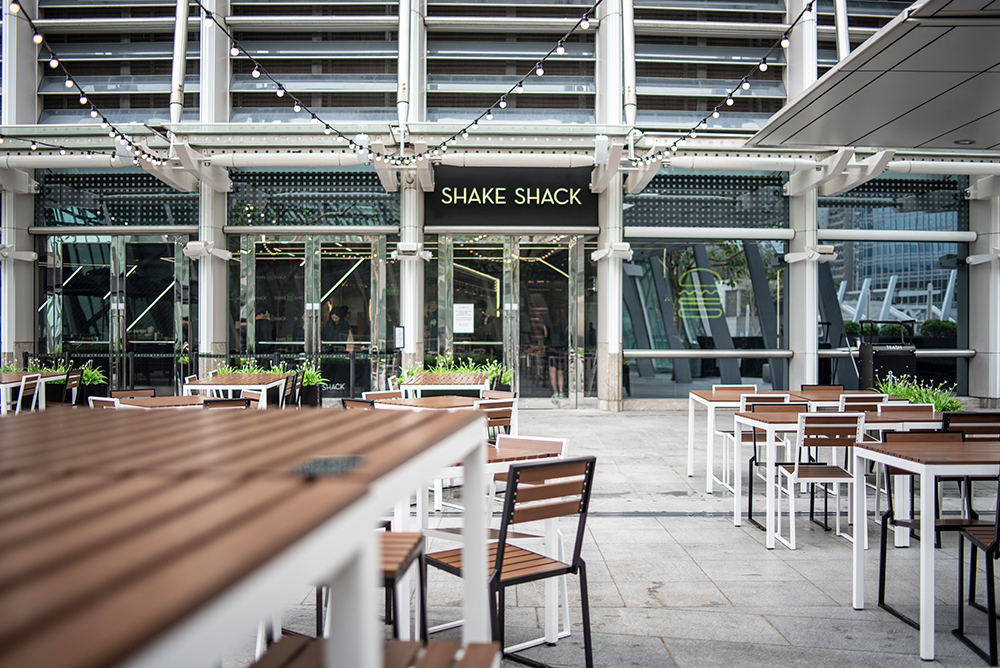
624, 171, 787, 229
228, 170, 400, 227
37, 171, 199, 227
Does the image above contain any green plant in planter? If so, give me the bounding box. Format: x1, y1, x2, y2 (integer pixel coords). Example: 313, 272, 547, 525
878, 322, 904, 337
920, 318, 957, 337
300, 363, 328, 387
874, 373, 964, 412
0, 361, 18, 373
79, 360, 107, 386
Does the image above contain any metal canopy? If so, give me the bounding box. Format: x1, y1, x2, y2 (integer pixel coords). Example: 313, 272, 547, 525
748, 0, 1000, 151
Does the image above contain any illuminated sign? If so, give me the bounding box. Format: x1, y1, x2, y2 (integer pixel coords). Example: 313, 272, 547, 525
425, 166, 598, 227
678, 268, 724, 319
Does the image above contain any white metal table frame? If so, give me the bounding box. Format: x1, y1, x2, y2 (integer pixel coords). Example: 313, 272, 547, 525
182, 377, 288, 408
116, 417, 490, 668
0, 372, 67, 416
688, 391, 744, 494
852, 445, 997, 662
399, 382, 490, 399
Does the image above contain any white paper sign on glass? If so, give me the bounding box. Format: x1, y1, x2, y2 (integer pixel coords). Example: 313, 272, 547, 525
394, 326, 405, 349
454, 303, 475, 333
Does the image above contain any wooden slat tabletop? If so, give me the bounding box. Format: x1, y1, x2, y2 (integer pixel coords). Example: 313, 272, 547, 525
118, 396, 206, 409
859, 440, 1000, 465
0, 408, 482, 483
0, 473, 365, 668
184, 372, 289, 386
374, 396, 480, 410
399, 372, 489, 387
689, 389, 790, 403
0, 371, 66, 384
734, 409, 940, 425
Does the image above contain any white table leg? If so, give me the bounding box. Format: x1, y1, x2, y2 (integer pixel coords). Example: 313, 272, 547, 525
462, 440, 490, 645
544, 517, 558, 643
919, 469, 935, 660
893, 473, 911, 548
323, 532, 380, 667
37, 382, 47, 411
706, 405, 716, 494
765, 426, 777, 550
687, 396, 695, 477
733, 418, 743, 527
259, 386, 268, 409
853, 449, 865, 609
1, 386, 9, 416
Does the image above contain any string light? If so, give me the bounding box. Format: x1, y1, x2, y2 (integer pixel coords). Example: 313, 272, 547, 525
499, 96, 507, 109
741, 79, 750, 90
535, 62, 544, 76
251, 66, 260, 79
230, 44, 240, 57
79, 94, 87, 105
8, 1, 19, 13
515, 82, 524, 94
32, 32, 41, 44
292, 101, 301, 113
580, 13, 590, 29
556, 40, 565, 56
48, 57, 58, 69
759, 58, 768, 72
64, 77, 74, 88
485, 109, 493, 121
276, 87, 285, 98
780, 33, 790, 48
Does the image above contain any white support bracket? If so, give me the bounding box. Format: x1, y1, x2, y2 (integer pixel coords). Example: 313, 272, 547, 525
0, 167, 38, 194
785, 147, 854, 196
966, 175, 1000, 200
415, 141, 434, 192
138, 159, 199, 193
819, 150, 896, 196
172, 141, 233, 193
372, 141, 398, 193
624, 144, 666, 194
591, 143, 624, 193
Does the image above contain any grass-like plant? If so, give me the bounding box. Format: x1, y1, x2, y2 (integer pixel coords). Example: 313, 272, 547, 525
874, 373, 964, 412
300, 362, 328, 387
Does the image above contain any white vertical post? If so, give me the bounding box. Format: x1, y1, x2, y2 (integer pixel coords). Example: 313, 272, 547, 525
967, 184, 1000, 403
399, 183, 424, 370
324, 532, 380, 667
462, 433, 490, 644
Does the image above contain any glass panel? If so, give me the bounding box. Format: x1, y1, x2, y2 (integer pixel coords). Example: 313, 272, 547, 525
320, 239, 373, 397
38, 171, 198, 228
125, 241, 177, 392
622, 240, 785, 398
518, 237, 571, 400
452, 236, 503, 362
253, 239, 307, 357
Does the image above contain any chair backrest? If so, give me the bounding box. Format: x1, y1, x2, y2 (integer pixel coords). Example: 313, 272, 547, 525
800, 384, 844, 392
495, 434, 568, 459
88, 396, 120, 409
387, 375, 399, 391
839, 393, 889, 412
790, 412, 865, 476
943, 412, 1000, 440
877, 402, 935, 415
203, 397, 251, 409
62, 368, 83, 406
342, 398, 375, 410
240, 389, 266, 409
109, 388, 155, 399
207, 369, 220, 377
750, 402, 809, 414
495, 456, 596, 576
184, 374, 198, 383
884, 430, 963, 443
739, 393, 789, 411
482, 390, 516, 400
712, 384, 757, 393
474, 399, 515, 441
362, 390, 404, 400
282, 372, 295, 406
15, 373, 41, 414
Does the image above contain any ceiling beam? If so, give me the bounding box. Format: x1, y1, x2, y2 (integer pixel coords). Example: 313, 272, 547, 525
415, 141, 434, 192
624, 144, 666, 194
0, 167, 37, 194
819, 150, 896, 196
591, 143, 624, 193
784, 147, 854, 197
371, 141, 398, 193
172, 141, 233, 192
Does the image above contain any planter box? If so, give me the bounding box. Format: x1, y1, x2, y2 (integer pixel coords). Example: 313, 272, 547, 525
77, 384, 108, 406
300, 385, 321, 407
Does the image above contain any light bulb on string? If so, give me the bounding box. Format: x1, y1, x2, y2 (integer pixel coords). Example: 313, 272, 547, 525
803, 2, 813, 19
32, 33, 42, 44
759, 58, 768, 72
337, 133, 345, 142
580, 13, 590, 29
725, 95, 734, 106
556, 40, 565, 56
323, 125, 332, 135
9, 2, 20, 13
712, 107, 720, 118
90, 107, 98, 118
486, 109, 493, 121
292, 101, 301, 113
230, 44, 239, 57
79, 94, 87, 105
251, 66, 260, 79
670, 144, 678, 152
689, 130, 697, 138
64, 77, 74, 88
100, 118, 108, 128
449, 136, 457, 144
499, 96, 507, 109
29, 142, 37, 150
535, 62, 544, 76
471, 120, 478, 130
462, 130, 469, 139
515, 82, 524, 94
741, 79, 750, 90
276, 87, 285, 98
48, 58, 59, 69
59, 147, 66, 155
780, 33, 790, 48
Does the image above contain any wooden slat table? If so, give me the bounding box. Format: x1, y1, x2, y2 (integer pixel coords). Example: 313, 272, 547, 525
0, 371, 68, 416
373, 396, 480, 411
852, 439, 1000, 661
182, 373, 290, 408
398, 372, 490, 398
0, 408, 491, 668
117, 396, 207, 410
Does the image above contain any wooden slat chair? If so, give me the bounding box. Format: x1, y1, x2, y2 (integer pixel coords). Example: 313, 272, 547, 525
87, 396, 120, 409
11, 373, 41, 415
712, 383, 757, 393
203, 397, 251, 409
954, 473, 1000, 666
871, 404, 938, 514
293, 368, 305, 407
800, 384, 844, 392
473, 398, 515, 445
109, 388, 156, 399
281, 373, 295, 408
775, 412, 866, 550
248, 636, 498, 668
362, 390, 404, 400
876, 431, 984, 629
945, 412, 1000, 441
57, 368, 83, 408
743, 401, 808, 531
839, 393, 889, 413
342, 398, 375, 410
427, 456, 597, 668
184, 374, 202, 396
482, 390, 516, 400
714, 393, 790, 491
241, 390, 267, 410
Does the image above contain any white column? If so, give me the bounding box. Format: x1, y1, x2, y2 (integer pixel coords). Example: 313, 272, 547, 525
967, 182, 1000, 404
1, 0, 39, 366
198, 0, 232, 373
595, 0, 626, 411
785, 0, 818, 390
399, 181, 424, 370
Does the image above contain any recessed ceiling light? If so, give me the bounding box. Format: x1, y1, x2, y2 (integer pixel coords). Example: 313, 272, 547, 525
954, 139, 976, 145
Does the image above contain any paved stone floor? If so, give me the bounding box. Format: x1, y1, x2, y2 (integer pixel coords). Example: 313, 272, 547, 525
228, 408, 998, 667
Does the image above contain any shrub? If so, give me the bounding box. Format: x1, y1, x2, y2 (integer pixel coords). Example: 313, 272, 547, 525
879, 323, 903, 337
843, 321, 878, 337
874, 373, 964, 412
920, 318, 957, 337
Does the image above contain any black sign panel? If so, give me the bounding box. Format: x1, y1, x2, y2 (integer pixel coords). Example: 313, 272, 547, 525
425, 166, 598, 227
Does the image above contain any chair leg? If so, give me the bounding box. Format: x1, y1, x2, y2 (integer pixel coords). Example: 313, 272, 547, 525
316, 586, 325, 637
788, 476, 797, 550
878, 512, 890, 607
957, 536, 967, 634
418, 553, 428, 642
579, 560, 594, 668
987, 553, 997, 666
